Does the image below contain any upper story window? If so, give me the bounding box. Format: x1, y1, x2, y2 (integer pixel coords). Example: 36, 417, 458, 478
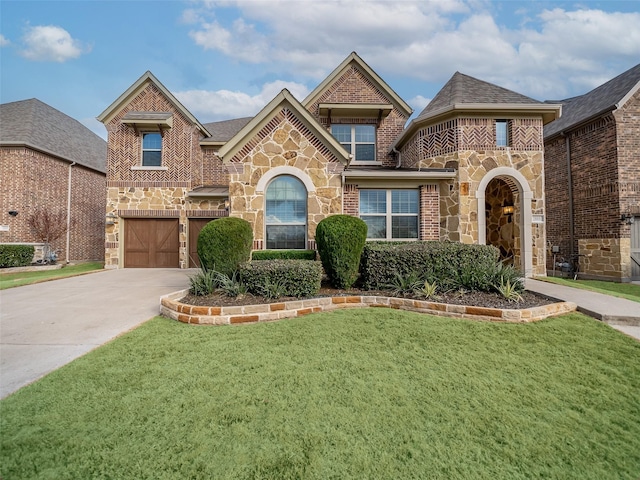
496, 120, 509, 147
331, 124, 376, 162
265, 176, 307, 249
142, 133, 162, 166
359, 189, 419, 240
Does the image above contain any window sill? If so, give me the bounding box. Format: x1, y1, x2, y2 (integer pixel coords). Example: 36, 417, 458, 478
131, 166, 168, 171
350, 161, 383, 166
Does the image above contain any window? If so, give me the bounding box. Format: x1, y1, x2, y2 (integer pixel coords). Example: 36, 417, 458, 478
496, 120, 509, 147
331, 124, 376, 162
359, 189, 419, 240
265, 176, 307, 249
142, 132, 162, 166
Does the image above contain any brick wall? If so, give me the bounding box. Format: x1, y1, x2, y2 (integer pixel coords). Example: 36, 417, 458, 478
202, 147, 229, 186
104, 83, 203, 186
0, 146, 105, 262
419, 184, 440, 240
615, 87, 640, 232
306, 65, 409, 167
544, 115, 621, 269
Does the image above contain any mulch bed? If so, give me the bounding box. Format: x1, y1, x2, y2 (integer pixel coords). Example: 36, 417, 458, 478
180, 282, 555, 310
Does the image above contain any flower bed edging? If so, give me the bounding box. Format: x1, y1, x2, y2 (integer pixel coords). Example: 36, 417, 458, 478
160, 289, 577, 325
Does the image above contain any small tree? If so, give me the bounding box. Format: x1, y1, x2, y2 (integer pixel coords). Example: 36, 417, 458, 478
315, 215, 367, 289
28, 207, 71, 246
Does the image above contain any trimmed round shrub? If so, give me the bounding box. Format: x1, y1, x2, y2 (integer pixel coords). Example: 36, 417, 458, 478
197, 217, 253, 275
315, 215, 367, 289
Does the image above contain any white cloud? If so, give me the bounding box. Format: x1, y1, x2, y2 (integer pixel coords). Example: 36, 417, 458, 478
409, 95, 431, 113
20, 25, 89, 62
0, 34, 9, 47
185, 1, 640, 100
175, 80, 310, 121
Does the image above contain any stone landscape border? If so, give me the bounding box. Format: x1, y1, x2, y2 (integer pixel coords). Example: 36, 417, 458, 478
160, 289, 577, 325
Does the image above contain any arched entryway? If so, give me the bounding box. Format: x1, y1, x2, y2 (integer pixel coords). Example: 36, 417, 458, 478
484, 178, 519, 265
476, 167, 534, 277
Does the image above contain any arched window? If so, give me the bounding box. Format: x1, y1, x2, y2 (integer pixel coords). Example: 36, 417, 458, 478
265, 176, 307, 249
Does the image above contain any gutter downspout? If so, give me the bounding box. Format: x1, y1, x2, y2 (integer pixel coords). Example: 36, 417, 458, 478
392, 148, 401, 168
66, 161, 76, 264
562, 133, 575, 257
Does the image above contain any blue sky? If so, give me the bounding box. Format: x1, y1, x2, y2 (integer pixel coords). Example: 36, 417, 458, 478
1, 0, 639, 139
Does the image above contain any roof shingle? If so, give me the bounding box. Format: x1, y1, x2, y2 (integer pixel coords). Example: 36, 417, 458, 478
0, 98, 106, 173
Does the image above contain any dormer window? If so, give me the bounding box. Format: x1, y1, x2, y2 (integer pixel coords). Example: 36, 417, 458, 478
142, 133, 162, 166
331, 124, 376, 162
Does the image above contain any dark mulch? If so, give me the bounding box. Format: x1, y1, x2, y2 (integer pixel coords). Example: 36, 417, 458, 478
180, 282, 555, 310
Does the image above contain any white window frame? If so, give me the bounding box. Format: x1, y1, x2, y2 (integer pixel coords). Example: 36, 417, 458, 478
359, 189, 419, 241
331, 124, 378, 164
496, 120, 509, 147
141, 132, 163, 167
265, 175, 308, 250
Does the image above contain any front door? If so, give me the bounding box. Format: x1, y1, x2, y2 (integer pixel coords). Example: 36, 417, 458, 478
188, 218, 217, 268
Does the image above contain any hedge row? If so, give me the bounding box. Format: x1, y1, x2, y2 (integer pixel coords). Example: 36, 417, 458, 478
360, 241, 500, 290
240, 259, 323, 298
0, 245, 35, 268
252, 250, 316, 261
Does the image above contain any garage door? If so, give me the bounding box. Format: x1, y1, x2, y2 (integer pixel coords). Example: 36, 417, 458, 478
124, 219, 180, 268
189, 218, 217, 268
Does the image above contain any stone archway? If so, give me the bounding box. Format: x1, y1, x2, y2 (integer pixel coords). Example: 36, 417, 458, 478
476, 167, 534, 277
485, 178, 518, 265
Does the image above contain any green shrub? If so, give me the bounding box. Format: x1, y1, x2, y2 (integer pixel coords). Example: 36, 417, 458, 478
0, 245, 35, 268
188, 268, 219, 296
489, 262, 525, 293
252, 250, 316, 261
360, 241, 500, 291
240, 260, 323, 298
197, 217, 253, 276
315, 215, 367, 289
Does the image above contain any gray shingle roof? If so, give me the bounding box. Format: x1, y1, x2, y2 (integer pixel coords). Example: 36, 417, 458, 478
418, 72, 540, 119
0, 98, 106, 173
544, 63, 640, 139
202, 117, 253, 142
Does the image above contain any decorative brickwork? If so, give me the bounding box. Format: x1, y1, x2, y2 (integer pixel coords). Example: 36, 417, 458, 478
306, 65, 409, 167
0, 146, 105, 262
342, 184, 359, 216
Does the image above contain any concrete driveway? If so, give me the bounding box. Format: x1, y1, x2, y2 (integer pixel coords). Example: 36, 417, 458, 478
0, 268, 193, 399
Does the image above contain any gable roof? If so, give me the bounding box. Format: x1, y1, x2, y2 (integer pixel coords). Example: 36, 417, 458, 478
96, 71, 211, 137
544, 63, 640, 139
217, 89, 350, 164
201, 117, 254, 145
392, 72, 561, 150
302, 52, 413, 117
0, 98, 107, 173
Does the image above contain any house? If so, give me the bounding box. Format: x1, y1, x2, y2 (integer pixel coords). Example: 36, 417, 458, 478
544, 64, 640, 282
97, 52, 560, 275
0, 99, 107, 263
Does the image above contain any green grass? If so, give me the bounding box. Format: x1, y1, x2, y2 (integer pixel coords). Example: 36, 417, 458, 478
0, 262, 103, 289
540, 275, 640, 303
2, 310, 639, 479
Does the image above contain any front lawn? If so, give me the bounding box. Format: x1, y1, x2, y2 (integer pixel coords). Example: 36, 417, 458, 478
1, 310, 639, 479
540, 276, 640, 303
0, 262, 103, 290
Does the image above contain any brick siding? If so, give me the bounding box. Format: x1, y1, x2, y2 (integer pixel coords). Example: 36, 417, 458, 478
0, 146, 105, 261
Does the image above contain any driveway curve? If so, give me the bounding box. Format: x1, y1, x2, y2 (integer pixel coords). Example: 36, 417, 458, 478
1, 268, 193, 398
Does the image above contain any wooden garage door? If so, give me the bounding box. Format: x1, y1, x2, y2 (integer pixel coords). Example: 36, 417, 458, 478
189, 218, 217, 268
124, 219, 180, 268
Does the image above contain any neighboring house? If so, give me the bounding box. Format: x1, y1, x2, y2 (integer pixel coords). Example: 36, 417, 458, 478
98, 52, 560, 276
0, 99, 107, 262
544, 64, 640, 282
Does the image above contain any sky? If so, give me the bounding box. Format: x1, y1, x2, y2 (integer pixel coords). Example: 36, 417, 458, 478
1, 0, 639, 140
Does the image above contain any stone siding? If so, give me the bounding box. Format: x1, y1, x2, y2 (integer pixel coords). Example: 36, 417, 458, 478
579, 238, 631, 281
227, 108, 344, 247
0, 146, 105, 262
